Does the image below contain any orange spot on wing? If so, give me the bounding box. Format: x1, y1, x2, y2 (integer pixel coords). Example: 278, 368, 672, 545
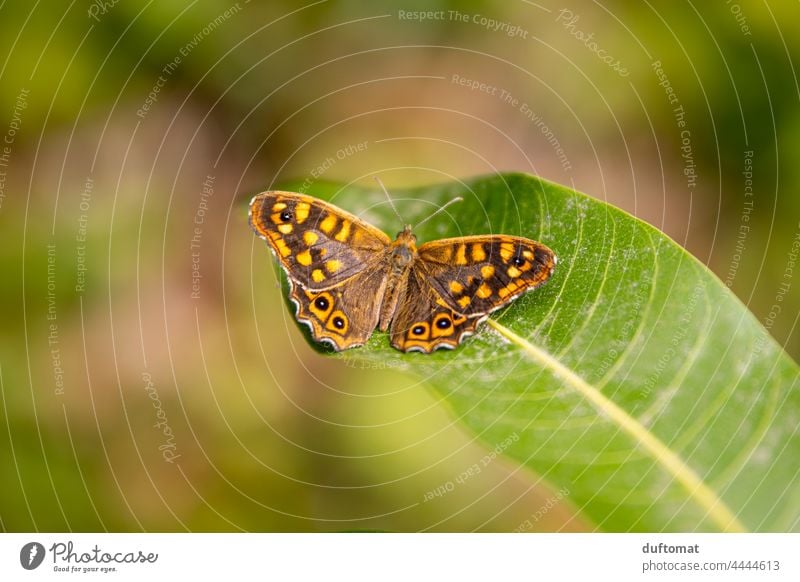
267, 232, 292, 257
432, 314, 455, 338
500, 242, 515, 261
455, 244, 468, 265
319, 214, 337, 234
295, 202, 310, 223
308, 292, 333, 318
325, 310, 349, 334
335, 221, 351, 242
498, 282, 520, 299
476, 283, 493, 299
407, 321, 430, 340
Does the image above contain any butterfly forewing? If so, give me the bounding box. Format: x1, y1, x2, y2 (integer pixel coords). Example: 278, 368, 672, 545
249, 191, 391, 290
416, 236, 556, 317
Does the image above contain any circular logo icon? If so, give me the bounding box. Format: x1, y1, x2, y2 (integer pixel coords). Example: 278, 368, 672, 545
19, 542, 46, 570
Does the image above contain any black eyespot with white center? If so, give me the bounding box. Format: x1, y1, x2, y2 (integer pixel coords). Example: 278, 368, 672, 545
412, 326, 425, 335
512, 255, 525, 266
333, 316, 345, 329
279, 210, 292, 222
314, 296, 329, 310
436, 318, 451, 329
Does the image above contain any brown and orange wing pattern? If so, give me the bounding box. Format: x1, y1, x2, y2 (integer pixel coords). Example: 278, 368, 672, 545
416, 235, 557, 316
389, 268, 482, 353
250, 191, 557, 353
249, 191, 391, 290
289, 267, 389, 351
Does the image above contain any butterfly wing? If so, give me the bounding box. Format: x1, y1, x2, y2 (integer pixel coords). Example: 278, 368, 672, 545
250, 191, 393, 351
415, 235, 556, 317
249, 191, 391, 290
389, 267, 482, 353
289, 266, 389, 351
391, 236, 555, 353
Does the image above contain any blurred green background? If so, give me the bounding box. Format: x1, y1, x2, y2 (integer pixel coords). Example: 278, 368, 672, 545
0, 0, 797, 531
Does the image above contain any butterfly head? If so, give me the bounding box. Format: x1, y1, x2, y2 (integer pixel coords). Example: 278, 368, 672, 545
395, 224, 415, 241
390, 225, 417, 268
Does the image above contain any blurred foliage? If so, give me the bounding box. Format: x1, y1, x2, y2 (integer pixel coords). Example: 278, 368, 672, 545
0, 0, 797, 531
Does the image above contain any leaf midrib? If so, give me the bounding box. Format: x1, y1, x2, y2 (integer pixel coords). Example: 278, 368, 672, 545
487, 318, 747, 533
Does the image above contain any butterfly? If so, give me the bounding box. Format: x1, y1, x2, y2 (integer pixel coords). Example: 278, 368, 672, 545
248, 190, 557, 353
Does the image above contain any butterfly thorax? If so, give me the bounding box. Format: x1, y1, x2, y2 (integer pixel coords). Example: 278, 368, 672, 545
377, 226, 418, 331
389, 225, 417, 268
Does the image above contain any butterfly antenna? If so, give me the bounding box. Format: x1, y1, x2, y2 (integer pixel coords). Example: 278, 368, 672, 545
373, 176, 404, 224
412, 197, 464, 230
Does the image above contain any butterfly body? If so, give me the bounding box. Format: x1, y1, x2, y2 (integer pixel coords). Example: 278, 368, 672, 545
249, 191, 556, 353
378, 226, 418, 331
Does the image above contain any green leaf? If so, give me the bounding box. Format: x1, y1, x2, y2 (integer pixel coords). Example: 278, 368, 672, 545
273, 173, 800, 532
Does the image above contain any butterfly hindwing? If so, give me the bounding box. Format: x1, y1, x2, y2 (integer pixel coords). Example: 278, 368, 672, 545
416, 235, 556, 316
289, 267, 390, 351
389, 269, 483, 353
249, 191, 391, 290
